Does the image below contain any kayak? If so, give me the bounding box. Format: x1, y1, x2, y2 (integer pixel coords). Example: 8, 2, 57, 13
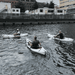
26, 38, 46, 55
2, 33, 28, 39
48, 34, 73, 42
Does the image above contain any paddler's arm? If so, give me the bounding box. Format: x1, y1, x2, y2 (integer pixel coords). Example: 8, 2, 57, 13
14, 33, 17, 36
54, 34, 59, 38
29, 41, 32, 46
39, 42, 41, 47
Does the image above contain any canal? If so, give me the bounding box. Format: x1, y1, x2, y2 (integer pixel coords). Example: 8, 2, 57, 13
0, 24, 75, 75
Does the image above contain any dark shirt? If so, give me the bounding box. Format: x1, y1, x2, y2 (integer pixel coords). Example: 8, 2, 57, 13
31, 40, 40, 49
58, 33, 64, 39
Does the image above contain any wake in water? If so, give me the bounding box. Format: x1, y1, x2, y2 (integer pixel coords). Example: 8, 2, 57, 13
51, 40, 75, 73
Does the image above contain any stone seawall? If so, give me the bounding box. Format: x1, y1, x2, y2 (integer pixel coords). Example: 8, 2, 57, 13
0, 19, 75, 25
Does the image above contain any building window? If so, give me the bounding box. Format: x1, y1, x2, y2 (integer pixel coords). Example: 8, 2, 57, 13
40, 9, 43, 12
26, 0, 29, 2
16, 14, 19, 16
60, 6, 64, 8
12, 14, 15, 16
73, 4, 75, 5
27, 3, 29, 5
69, 0, 75, 2
60, 1, 69, 4
30, 6, 32, 8
57, 10, 63, 13
66, 5, 69, 7
13, 9, 15, 12
48, 10, 54, 13
60, 0, 63, 1
15, 2, 17, 4
21, 0, 25, 1
31, 0, 35, 2
16, 10, 19, 12
12, 2, 14, 4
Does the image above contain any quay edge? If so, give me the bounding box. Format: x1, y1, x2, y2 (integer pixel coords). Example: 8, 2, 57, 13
0, 19, 75, 25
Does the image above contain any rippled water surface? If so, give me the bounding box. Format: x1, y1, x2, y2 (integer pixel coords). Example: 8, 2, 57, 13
0, 24, 75, 75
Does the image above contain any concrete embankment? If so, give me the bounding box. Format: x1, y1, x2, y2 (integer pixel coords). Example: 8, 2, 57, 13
0, 19, 75, 25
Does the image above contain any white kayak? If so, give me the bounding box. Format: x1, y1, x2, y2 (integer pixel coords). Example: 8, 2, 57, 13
48, 34, 73, 42
2, 33, 28, 39
26, 38, 46, 55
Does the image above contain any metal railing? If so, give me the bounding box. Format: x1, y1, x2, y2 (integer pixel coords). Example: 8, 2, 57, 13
0, 13, 74, 19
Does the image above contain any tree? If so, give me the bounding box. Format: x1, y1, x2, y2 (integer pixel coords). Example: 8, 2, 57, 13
44, 3, 49, 8
49, 1, 54, 8
32, 1, 38, 10
15, 1, 25, 12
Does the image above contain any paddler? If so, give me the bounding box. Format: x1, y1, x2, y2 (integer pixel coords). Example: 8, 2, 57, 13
29, 36, 41, 49
14, 29, 20, 36
55, 30, 64, 39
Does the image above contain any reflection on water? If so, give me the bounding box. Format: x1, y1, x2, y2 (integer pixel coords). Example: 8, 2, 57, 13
0, 24, 75, 75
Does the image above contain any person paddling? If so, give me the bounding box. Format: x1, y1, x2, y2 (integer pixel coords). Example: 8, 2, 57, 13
14, 29, 20, 36
29, 36, 41, 49
55, 30, 64, 39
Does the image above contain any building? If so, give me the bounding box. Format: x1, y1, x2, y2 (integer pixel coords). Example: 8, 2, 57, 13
0, 2, 20, 14
38, 2, 45, 8
59, 0, 75, 13
66, 7, 75, 14
11, 8, 20, 14
25, 0, 35, 10
0, 0, 18, 8
29, 7, 64, 15
0, 2, 11, 13
0, 0, 35, 11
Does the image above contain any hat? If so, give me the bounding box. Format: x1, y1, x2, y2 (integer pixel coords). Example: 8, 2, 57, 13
17, 29, 19, 30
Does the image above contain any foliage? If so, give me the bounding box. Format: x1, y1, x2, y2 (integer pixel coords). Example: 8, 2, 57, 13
15, 1, 25, 12
49, 1, 54, 8
32, 1, 38, 10
44, 3, 49, 8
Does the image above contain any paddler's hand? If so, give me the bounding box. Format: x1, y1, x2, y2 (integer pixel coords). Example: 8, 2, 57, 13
54, 36, 56, 38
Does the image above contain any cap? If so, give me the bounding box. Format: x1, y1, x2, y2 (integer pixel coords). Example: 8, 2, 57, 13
17, 29, 19, 30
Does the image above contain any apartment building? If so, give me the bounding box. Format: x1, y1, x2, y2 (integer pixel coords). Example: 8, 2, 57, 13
0, 0, 35, 10
59, 0, 75, 12
29, 7, 64, 15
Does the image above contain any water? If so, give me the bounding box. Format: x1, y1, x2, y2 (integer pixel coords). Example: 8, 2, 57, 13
0, 24, 75, 75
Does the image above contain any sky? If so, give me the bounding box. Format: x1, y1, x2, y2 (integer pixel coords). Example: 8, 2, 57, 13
36, 0, 59, 6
